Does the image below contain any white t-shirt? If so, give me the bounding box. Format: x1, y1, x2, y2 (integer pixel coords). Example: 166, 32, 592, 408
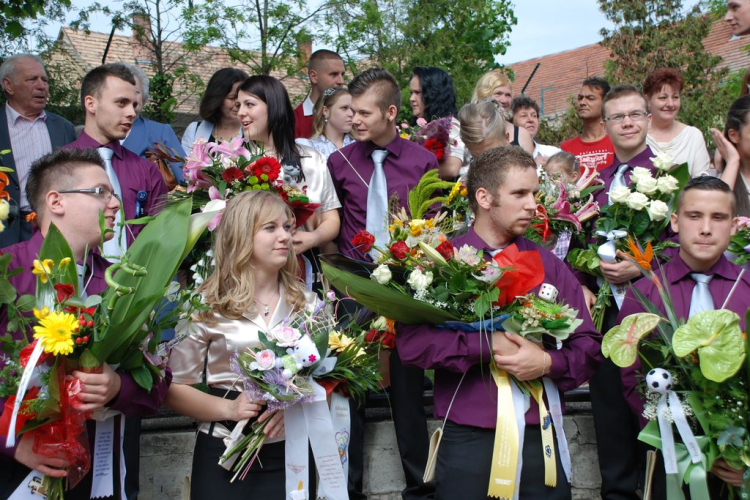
646, 125, 710, 178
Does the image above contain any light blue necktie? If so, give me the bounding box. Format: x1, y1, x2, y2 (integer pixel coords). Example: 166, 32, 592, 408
608, 163, 630, 204
688, 273, 714, 318
366, 149, 389, 254
97, 147, 126, 261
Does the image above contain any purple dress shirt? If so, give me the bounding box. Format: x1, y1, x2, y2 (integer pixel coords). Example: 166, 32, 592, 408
396, 228, 603, 428
617, 253, 750, 427
593, 145, 658, 210
327, 135, 439, 260
66, 131, 168, 244
0, 231, 171, 459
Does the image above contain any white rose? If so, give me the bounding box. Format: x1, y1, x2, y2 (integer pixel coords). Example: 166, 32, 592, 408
371, 264, 392, 285
657, 175, 679, 194
407, 269, 434, 291
372, 316, 389, 331
626, 192, 650, 211
629, 167, 653, 185
647, 200, 670, 221
650, 151, 674, 171
609, 186, 632, 204
635, 176, 658, 196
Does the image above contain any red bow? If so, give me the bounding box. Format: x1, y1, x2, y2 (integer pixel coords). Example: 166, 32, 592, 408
492, 244, 545, 307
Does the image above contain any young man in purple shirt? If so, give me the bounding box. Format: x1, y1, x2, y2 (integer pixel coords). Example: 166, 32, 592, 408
0, 149, 171, 499
66, 63, 167, 252
397, 147, 602, 499
327, 67, 439, 500
618, 176, 748, 495
586, 84, 662, 500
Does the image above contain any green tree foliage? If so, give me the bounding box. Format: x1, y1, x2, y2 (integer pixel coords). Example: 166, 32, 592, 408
72, 0, 206, 123
181, 0, 331, 78
0, 0, 70, 40
598, 0, 734, 143
536, 95, 583, 146
326, 0, 516, 114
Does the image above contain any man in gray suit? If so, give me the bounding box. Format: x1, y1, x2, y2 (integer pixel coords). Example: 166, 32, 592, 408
0, 54, 77, 247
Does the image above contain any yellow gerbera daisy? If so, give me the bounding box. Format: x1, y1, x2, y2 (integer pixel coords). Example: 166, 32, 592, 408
32, 259, 54, 284
33, 311, 79, 356
328, 331, 355, 352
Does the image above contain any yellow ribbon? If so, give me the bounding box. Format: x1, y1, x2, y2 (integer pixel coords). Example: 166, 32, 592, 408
488, 363, 520, 499
526, 380, 557, 487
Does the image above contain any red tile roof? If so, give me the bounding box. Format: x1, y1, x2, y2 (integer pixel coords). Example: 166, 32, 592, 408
509, 19, 750, 117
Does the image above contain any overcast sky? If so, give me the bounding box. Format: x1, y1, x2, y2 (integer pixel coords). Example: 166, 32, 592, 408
46, 0, 705, 65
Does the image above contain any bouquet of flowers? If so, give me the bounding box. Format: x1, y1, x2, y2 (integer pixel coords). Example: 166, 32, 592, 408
525, 166, 603, 252
0, 200, 214, 499
219, 291, 381, 493
567, 156, 689, 330
602, 243, 750, 498
728, 216, 750, 266
400, 116, 455, 161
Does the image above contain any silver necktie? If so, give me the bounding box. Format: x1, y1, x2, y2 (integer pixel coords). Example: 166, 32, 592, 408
688, 273, 714, 318
365, 149, 389, 256
97, 147, 126, 261
608, 163, 630, 204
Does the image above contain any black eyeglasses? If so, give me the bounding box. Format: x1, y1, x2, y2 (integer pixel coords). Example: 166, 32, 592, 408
58, 187, 118, 203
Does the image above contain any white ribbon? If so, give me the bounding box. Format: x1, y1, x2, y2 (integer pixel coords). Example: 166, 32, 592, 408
329, 392, 351, 486
285, 381, 348, 500
596, 229, 629, 309
656, 391, 702, 474
5, 340, 45, 448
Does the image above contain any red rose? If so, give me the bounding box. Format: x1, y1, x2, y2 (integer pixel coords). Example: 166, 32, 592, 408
351, 230, 375, 253
365, 328, 381, 343
389, 241, 410, 260
221, 167, 245, 183
424, 138, 446, 161
250, 157, 282, 182
54, 283, 75, 303
436, 241, 454, 261
381, 331, 396, 350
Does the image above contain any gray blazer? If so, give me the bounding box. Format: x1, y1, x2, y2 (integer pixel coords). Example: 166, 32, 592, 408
0, 103, 77, 248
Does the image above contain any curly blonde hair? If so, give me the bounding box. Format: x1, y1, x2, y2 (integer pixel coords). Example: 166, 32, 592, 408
471, 69, 512, 103
197, 191, 307, 323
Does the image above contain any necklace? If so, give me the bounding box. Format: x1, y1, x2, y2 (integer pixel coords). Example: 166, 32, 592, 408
255, 290, 278, 317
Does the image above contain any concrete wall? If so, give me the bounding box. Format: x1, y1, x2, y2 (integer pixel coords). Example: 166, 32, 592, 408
138, 413, 602, 499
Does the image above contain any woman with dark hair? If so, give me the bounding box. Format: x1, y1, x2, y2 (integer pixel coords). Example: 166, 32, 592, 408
644, 68, 709, 177
237, 75, 340, 276
711, 95, 750, 216
181, 68, 249, 155
410, 66, 468, 179
295, 87, 354, 160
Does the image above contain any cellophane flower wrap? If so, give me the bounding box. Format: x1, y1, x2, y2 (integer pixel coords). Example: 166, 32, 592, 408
567, 156, 690, 330
602, 244, 750, 498
220, 292, 382, 482
399, 116, 454, 161
0, 200, 212, 499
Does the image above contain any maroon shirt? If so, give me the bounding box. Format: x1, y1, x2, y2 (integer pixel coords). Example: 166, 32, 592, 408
327, 135, 439, 260
294, 102, 314, 139
396, 229, 603, 428
65, 131, 168, 245
0, 231, 171, 457
593, 145, 658, 213
618, 253, 750, 427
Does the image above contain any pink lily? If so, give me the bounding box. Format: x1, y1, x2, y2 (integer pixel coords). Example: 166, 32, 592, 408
576, 165, 604, 191
737, 216, 750, 230
551, 200, 583, 232
210, 137, 251, 159
574, 195, 600, 223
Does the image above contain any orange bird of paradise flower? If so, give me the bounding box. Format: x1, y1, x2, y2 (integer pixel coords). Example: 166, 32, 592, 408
624, 237, 654, 272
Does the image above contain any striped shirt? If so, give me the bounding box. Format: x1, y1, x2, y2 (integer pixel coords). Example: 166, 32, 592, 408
6, 104, 52, 210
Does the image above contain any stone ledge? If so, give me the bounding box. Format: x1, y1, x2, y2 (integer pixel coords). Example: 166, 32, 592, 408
138, 414, 601, 499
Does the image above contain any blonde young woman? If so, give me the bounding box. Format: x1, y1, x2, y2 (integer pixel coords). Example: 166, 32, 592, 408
166, 191, 319, 498
296, 87, 355, 160
457, 100, 510, 166
471, 69, 534, 155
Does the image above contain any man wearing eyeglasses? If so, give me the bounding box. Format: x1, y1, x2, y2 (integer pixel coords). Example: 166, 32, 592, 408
0, 148, 170, 500
589, 84, 660, 500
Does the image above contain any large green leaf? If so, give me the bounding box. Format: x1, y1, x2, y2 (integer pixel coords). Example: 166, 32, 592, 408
39, 223, 78, 294
321, 257, 459, 325
672, 310, 745, 382
602, 313, 662, 367
93, 200, 192, 363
